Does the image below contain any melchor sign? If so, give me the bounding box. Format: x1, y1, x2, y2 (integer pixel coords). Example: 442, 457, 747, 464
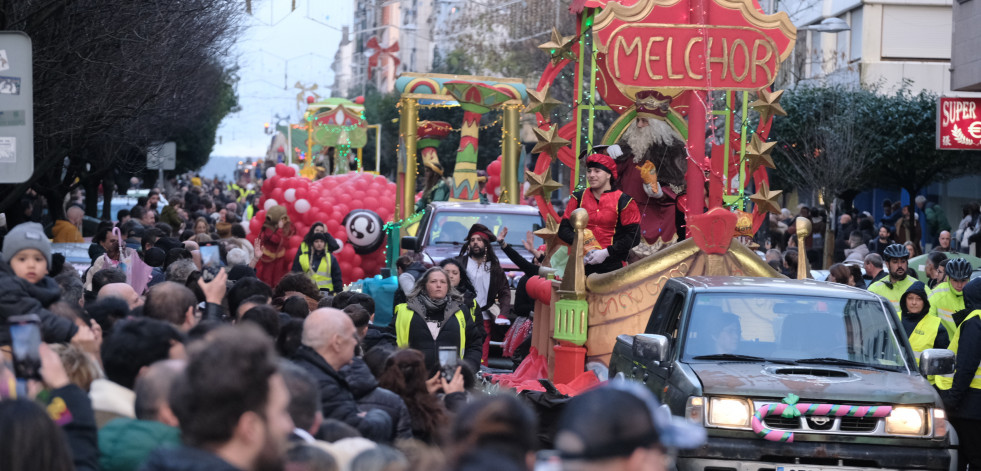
605, 24, 779, 89
593, 0, 796, 97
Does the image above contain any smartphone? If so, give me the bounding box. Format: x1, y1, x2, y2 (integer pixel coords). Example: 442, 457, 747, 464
199, 244, 223, 281
438, 346, 458, 382
9, 314, 42, 381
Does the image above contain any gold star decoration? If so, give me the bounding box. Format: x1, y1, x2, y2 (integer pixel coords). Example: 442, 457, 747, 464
526, 85, 563, 119
749, 181, 783, 215
749, 88, 787, 124
531, 126, 571, 157
534, 214, 561, 249
525, 167, 563, 200
537, 27, 577, 66
744, 134, 777, 172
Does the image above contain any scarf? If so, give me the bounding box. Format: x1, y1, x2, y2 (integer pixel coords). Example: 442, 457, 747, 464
409, 292, 462, 324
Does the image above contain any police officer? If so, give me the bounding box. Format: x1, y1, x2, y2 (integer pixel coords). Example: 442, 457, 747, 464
929, 257, 973, 334
938, 278, 981, 470
868, 243, 915, 313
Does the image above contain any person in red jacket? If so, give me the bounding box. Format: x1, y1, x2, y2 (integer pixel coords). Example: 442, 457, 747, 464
255, 205, 294, 287
558, 153, 641, 275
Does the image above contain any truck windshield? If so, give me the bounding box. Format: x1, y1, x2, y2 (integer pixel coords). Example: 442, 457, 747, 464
429, 212, 543, 247
682, 293, 907, 370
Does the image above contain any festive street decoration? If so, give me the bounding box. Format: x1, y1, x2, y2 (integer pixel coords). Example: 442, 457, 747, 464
526, 85, 564, 119
366, 36, 400, 80
417, 120, 452, 175
749, 181, 782, 215
749, 87, 788, 124
537, 27, 578, 65
531, 126, 572, 157
443, 81, 517, 200
744, 134, 777, 172
752, 394, 893, 442
524, 167, 563, 200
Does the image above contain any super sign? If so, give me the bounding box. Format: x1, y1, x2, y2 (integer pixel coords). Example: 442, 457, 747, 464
593, 0, 796, 96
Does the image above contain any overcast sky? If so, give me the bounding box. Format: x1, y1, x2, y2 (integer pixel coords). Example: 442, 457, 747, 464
210, 0, 354, 158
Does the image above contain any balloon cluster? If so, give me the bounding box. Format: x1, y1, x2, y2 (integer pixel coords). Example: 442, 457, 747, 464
484, 156, 502, 202
247, 163, 396, 284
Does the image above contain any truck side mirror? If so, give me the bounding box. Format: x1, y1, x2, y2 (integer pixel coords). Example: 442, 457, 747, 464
919, 349, 955, 376
401, 236, 418, 252
632, 334, 669, 363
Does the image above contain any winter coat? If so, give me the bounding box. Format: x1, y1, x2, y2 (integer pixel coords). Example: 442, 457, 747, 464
391, 296, 483, 374
0, 260, 78, 344
843, 244, 869, 264
362, 325, 397, 352
340, 358, 413, 440
453, 254, 512, 319
52, 219, 84, 243
49, 384, 99, 471
291, 345, 393, 442
140, 445, 241, 471
99, 418, 181, 471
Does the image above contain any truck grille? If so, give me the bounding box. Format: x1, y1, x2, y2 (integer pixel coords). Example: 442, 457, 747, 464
755, 401, 885, 435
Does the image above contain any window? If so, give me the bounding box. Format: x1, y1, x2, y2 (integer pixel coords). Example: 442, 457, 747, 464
850, 8, 863, 62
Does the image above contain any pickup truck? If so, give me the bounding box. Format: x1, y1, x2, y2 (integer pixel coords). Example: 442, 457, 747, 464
609, 276, 957, 471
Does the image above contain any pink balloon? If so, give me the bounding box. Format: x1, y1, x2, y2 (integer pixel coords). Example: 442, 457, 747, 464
276, 163, 288, 175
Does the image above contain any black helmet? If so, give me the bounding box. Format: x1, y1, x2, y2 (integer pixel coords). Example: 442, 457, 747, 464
946, 258, 973, 281
883, 243, 910, 260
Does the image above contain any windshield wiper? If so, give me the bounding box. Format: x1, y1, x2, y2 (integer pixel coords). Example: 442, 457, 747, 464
433, 241, 461, 245
690, 354, 795, 364
795, 357, 899, 371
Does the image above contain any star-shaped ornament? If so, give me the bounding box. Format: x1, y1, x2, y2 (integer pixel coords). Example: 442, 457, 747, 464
749, 181, 783, 215
534, 214, 561, 249
744, 134, 777, 172
531, 126, 571, 157
749, 88, 787, 124
525, 168, 563, 200
538, 27, 577, 66
526, 85, 563, 119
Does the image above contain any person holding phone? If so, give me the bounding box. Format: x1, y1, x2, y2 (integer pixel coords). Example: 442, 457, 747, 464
1, 222, 92, 345
390, 267, 483, 374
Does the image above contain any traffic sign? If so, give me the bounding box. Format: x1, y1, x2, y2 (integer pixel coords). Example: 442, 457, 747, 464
0, 32, 33, 183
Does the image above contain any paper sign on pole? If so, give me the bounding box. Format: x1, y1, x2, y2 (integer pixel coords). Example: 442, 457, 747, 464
0, 33, 33, 183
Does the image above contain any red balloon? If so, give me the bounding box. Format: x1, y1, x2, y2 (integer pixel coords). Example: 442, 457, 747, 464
275, 163, 288, 175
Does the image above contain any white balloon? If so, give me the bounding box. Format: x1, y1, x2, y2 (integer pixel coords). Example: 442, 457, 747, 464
284, 188, 297, 202
266, 167, 277, 179
264, 198, 279, 211
294, 198, 311, 214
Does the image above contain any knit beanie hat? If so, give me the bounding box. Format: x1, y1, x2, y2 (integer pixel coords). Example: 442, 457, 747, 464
3, 222, 52, 267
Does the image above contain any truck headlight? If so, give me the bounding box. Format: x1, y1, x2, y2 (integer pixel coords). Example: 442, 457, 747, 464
885, 407, 926, 435
707, 397, 752, 428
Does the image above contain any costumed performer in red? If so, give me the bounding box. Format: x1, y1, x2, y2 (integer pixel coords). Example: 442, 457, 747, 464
255, 204, 294, 287
606, 90, 688, 246
558, 153, 641, 275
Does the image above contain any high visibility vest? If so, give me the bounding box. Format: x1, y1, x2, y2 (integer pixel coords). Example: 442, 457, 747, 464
246, 204, 256, 221
869, 276, 915, 314
299, 251, 333, 291
393, 303, 466, 359
935, 310, 981, 390
928, 282, 964, 335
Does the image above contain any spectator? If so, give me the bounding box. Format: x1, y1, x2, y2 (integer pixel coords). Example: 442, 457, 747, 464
279, 361, 324, 444
92, 318, 185, 428
376, 349, 462, 444
827, 263, 856, 286
895, 204, 922, 252
165, 259, 197, 285
0, 398, 77, 471
227, 277, 272, 320
283, 294, 312, 319
98, 282, 144, 311
391, 267, 483, 373
291, 308, 393, 442
393, 254, 426, 307
55, 271, 86, 308
241, 305, 283, 339
0, 222, 85, 344
50, 343, 104, 392
98, 360, 184, 471
864, 253, 886, 285
448, 395, 538, 471
285, 444, 338, 471
144, 282, 202, 332
555, 381, 706, 471
53, 206, 85, 243
843, 231, 869, 265
926, 251, 950, 290
274, 272, 322, 311
142, 325, 294, 471
867, 226, 895, 259
236, 293, 272, 321
340, 346, 413, 441
349, 445, 408, 471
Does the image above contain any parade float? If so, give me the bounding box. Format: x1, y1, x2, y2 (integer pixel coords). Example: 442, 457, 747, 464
489, 0, 799, 392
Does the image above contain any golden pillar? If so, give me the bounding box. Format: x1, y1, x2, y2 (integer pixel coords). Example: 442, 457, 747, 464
398, 97, 419, 223
500, 104, 521, 204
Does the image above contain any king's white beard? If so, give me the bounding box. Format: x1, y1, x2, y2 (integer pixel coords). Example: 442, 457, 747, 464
623, 118, 683, 163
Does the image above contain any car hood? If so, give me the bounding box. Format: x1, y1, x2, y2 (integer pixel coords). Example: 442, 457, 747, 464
689, 362, 940, 406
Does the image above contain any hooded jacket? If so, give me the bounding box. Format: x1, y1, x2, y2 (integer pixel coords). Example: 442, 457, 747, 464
99, 418, 180, 471
0, 259, 78, 344
899, 282, 949, 349
340, 357, 413, 440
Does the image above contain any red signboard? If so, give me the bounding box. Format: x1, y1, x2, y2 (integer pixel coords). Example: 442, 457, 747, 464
938, 97, 981, 150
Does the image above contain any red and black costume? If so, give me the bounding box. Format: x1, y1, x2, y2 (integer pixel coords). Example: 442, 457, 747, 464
558, 154, 642, 275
